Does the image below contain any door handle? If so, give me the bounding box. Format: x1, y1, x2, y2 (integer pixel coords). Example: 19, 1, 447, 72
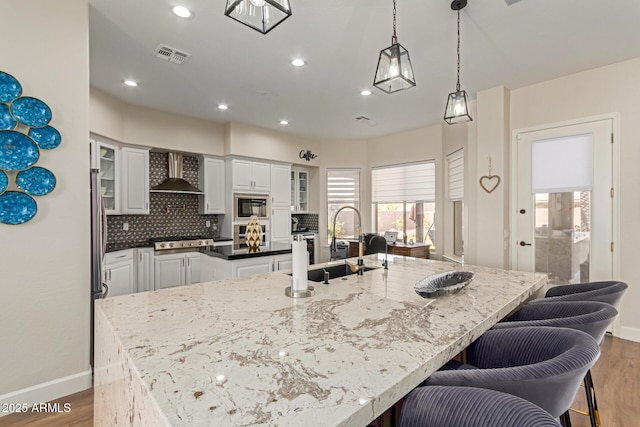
519, 241, 532, 246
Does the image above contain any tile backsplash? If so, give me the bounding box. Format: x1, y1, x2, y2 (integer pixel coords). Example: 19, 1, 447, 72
106, 152, 219, 245
292, 213, 318, 232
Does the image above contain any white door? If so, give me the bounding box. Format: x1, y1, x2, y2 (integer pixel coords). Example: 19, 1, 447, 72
512, 118, 614, 284
155, 254, 186, 289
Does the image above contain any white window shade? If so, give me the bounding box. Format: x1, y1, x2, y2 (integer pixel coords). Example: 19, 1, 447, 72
532, 133, 593, 193
328, 169, 360, 207
447, 149, 464, 201
372, 161, 435, 203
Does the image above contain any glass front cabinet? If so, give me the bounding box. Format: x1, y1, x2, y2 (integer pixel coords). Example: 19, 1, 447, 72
291, 167, 309, 213
98, 142, 119, 214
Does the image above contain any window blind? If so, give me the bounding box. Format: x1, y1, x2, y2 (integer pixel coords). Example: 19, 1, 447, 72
447, 149, 464, 201
532, 133, 593, 193
327, 169, 360, 207
372, 161, 435, 203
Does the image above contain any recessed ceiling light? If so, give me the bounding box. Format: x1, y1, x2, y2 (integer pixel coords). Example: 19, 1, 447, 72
171, 5, 193, 18
280, 120, 289, 125
361, 90, 372, 96
218, 104, 229, 110
291, 59, 305, 67
123, 80, 138, 87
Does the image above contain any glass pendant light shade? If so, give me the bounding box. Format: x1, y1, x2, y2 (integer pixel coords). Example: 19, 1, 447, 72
444, 89, 472, 124
374, 40, 416, 94
225, 0, 292, 34
444, 0, 472, 125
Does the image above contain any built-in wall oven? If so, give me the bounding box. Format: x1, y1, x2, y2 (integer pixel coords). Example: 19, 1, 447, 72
234, 193, 270, 221
234, 224, 269, 248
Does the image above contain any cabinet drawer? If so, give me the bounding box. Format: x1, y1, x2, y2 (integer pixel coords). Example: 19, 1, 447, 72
105, 249, 134, 264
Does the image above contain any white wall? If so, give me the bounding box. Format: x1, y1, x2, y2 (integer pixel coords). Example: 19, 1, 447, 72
510, 57, 640, 341
90, 88, 225, 155
472, 86, 511, 269
0, 0, 91, 403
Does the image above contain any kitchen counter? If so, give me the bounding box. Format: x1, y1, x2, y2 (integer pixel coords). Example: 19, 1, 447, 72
200, 242, 292, 260
94, 255, 546, 426
105, 242, 153, 253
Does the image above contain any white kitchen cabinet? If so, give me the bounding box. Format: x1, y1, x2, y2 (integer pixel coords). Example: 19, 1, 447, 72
121, 147, 150, 214
270, 205, 292, 243
136, 247, 154, 293
154, 252, 201, 290
95, 141, 120, 215
199, 254, 218, 282
199, 156, 225, 214
291, 167, 309, 213
232, 257, 274, 278
186, 252, 200, 285
203, 253, 293, 280
273, 254, 293, 271
92, 136, 150, 215
229, 158, 270, 192
104, 249, 135, 298
271, 163, 291, 206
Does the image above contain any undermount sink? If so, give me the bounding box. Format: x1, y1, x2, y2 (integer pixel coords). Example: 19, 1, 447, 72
289, 264, 380, 282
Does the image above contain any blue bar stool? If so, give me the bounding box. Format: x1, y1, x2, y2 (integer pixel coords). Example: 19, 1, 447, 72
422, 326, 600, 427
399, 386, 561, 427
492, 300, 618, 427
521, 281, 627, 427
536, 280, 627, 308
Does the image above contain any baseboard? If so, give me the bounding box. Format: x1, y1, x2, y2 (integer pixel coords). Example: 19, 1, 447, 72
0, 369, 92, 417
618, 326, 640, 343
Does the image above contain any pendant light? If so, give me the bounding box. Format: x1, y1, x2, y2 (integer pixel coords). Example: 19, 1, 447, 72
444, 0, 472, 124
225, 0, 292, 34
373, 0, 416, 94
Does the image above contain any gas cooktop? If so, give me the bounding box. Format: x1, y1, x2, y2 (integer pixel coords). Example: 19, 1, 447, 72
149, 236, 214, 253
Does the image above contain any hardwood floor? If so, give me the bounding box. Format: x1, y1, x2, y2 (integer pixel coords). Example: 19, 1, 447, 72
567, 334, 639, 427
1, 335, 637, 426
1, 388, 92, 427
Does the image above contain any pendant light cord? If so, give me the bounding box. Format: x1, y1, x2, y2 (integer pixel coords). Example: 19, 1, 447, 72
456, 8, 461, 91
392, 0, 397, 44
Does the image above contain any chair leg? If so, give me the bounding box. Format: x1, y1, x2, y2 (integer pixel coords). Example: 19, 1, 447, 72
583, 373, 598, 427
560, 410, 573, 427
586, 369, 602, 427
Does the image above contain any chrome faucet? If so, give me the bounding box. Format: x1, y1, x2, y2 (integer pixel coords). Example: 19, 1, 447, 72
331, 206, 365, 275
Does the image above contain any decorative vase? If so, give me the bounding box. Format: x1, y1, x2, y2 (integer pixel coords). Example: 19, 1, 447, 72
245, 215, 262, 250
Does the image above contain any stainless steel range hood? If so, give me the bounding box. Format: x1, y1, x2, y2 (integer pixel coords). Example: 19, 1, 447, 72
150, 152, 204, 194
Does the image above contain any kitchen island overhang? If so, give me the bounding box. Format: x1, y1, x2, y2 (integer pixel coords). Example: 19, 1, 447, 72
94, 255, 546, 426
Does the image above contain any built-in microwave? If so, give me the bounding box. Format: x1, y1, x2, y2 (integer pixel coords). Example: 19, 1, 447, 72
234, 193, 270, 221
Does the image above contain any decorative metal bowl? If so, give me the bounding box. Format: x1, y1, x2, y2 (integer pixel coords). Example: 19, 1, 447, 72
414, 270, 475, 298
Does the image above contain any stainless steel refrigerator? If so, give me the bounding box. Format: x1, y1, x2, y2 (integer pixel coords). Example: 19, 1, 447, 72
90, 149, 107, 367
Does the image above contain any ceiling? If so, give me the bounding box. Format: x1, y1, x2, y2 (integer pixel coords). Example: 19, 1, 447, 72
89, 0, 640, 140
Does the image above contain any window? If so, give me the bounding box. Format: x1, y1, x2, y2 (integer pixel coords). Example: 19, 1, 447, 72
372, 161, 435, 247
327, 169, 360, 243
447, 149, 464, 257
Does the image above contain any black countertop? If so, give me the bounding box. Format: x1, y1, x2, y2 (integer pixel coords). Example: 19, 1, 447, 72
200, 242, 292, 260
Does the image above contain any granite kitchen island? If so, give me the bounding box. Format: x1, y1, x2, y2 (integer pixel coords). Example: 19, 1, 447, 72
94, 255, 546, 426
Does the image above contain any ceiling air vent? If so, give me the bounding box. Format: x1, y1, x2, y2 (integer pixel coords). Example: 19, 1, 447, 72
354, 115, 378, 127
154, 44, 191, 65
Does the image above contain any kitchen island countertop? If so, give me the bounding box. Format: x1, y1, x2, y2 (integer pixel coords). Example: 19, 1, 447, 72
94, 255, 546, 426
